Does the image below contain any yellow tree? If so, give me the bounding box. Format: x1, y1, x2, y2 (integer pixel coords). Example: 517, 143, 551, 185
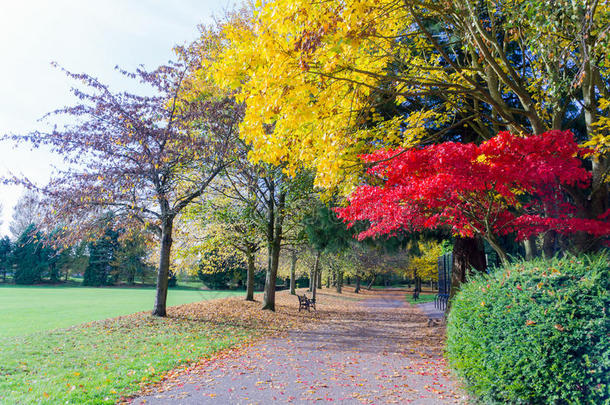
188, 0, 609, 284
408, 241, 443, 285
208, 1, 608, 196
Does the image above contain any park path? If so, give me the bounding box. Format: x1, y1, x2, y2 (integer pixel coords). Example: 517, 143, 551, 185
132, 290, 466, 404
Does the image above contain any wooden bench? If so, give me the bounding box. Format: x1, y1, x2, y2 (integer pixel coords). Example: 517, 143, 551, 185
297, 294, 316, 311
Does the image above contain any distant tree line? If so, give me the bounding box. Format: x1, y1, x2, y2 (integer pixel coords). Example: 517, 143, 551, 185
0, 222, 153, 286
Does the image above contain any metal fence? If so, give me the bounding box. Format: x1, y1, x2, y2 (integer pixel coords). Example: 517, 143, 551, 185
435, 252, 452, 311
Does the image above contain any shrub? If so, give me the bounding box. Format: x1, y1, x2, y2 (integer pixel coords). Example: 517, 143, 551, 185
447, 254, 609, 404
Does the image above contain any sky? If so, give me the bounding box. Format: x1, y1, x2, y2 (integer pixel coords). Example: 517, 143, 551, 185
0, 0, 236, 236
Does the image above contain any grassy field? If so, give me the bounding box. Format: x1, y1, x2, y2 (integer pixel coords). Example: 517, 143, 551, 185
0, 313, 253, 404
0, 285, 243, 338
0, 285, 252, 404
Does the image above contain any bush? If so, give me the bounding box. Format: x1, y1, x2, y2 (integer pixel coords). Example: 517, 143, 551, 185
447, 254, 609, 404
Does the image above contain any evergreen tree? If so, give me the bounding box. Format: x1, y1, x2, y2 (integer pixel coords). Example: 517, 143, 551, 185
84, 227, 119, 286
12, 224, 47, 284
0, 237, 12, 282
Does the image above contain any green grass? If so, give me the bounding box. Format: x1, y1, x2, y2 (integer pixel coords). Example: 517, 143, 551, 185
404, 293, 437, 304
0, 285, 243, 338
0, 314, 254, 404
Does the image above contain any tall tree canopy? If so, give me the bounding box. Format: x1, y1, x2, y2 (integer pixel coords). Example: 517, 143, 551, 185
208, 0, 609, 216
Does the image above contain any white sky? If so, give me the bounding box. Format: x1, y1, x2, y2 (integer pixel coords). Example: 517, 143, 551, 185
0, 0, 236, 235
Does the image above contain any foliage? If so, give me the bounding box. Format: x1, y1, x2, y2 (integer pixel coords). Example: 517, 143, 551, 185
9, 189, 44, 239
446, 254, 610, 404
111, 233, 153, 285
209, 1, 609, 197
4, 62, 242, 315
0, 236, 12, 281
197, 252, 247, 290
84, 227, 119, 286
337, 130, 610, 261
12, 224, 56, 284
407, 241, 442, 282
304, 204, 352, 254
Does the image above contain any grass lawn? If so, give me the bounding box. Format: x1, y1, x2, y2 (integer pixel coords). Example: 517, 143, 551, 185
0, 314, 254, 404
0, 285, 243, 338
405, 292, 437, 304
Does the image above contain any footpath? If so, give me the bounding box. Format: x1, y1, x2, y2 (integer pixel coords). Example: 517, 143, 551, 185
132, 290, 466, 404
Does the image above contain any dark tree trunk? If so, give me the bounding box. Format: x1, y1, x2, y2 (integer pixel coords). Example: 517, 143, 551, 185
311, 250, 320, 302
262, 190, 286, 311
245, 247, 255, 301
542, 231, 557, 259
449, 236, 487, 303
289, 250, 296, 295
336, 271, 343, 293
153, 217, 174, 317
366, 274, 376, 290
317, 266, 322, 289
354, 274, 361, 293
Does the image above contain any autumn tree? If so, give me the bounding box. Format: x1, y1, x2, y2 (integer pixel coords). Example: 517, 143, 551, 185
206, 1, 609, 266
337, 131, 610, 267
5, 64, 241, 316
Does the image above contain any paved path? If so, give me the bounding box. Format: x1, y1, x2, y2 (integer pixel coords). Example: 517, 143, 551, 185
133, 291, 466, 404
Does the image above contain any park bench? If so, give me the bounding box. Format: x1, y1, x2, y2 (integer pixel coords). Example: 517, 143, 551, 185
297, 294, 316, 311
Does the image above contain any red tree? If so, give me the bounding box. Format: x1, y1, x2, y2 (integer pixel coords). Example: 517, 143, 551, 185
337, 130, 610, 263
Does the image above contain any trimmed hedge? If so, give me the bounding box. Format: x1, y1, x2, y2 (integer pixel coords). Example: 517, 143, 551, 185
447, 254, 609, 404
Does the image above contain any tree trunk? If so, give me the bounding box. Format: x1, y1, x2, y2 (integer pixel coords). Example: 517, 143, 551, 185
261, 241, 280, 310
449, 236, 487, 303
308, 266, 314, 292
153, 217, 174, 317
354, 274, 360, 293
311, 250, 320, 302
326, 272, 330, 288
524, 236, 538, 260
317, 266, 322, 289
245, 247, 255, 301
542, 231, 557, 259
366, 274, 375, 290
289, 250, 296, 295
336, 271, 343, 293
577, 61, 609, 252
262, 190, 286, 311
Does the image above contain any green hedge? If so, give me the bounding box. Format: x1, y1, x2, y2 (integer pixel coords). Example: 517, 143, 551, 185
447, 254, 609, 404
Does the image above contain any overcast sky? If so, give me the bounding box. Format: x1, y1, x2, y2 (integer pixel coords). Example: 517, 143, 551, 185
0, 0, 236, 235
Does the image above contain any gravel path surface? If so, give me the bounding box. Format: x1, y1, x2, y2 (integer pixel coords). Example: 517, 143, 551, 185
132, 290, 466, 404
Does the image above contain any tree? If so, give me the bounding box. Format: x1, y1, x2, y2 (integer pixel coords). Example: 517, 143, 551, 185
12, 224, 51, 284
0, 236, 12, 282
212, 1, 608, 192
304, 204, 352, 298
406, 241, 442, 286
209, 1, 609, 263
337, 130, 610, 264
84, 226, 119, 287
9, 190, 43, 240
6, 64, 241, 316
112, 233, 152, 285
